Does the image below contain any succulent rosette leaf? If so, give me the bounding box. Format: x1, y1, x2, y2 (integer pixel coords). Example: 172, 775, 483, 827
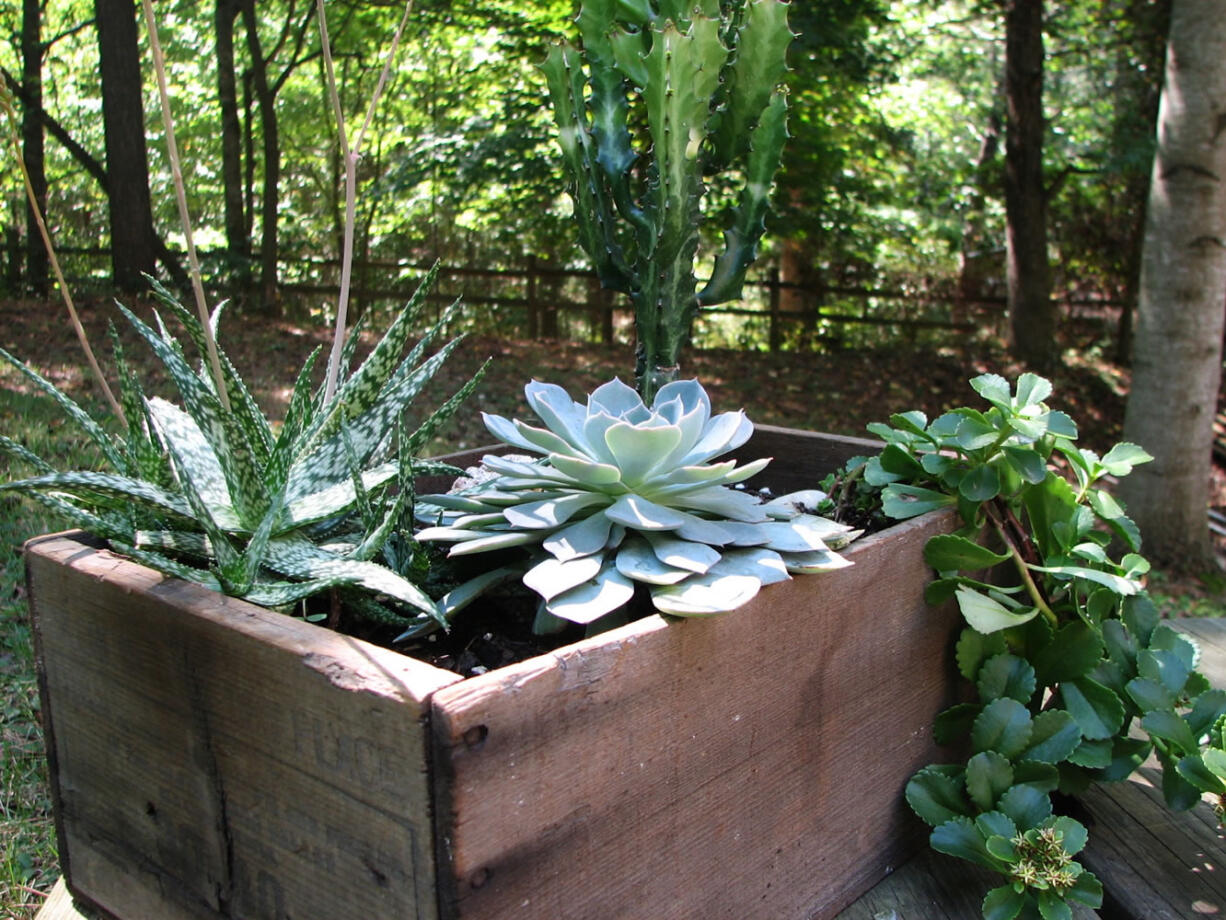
416, 378, 858, 631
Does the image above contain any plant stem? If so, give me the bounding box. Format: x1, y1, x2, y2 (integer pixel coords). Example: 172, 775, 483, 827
0, 84, 125, 425
834, 463, 865, 522
140, 0, 230, 412
318, 0, 415, 404
991, 518, 1058, 628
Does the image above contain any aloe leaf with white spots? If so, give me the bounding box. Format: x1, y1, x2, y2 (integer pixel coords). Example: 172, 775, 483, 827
3, 268, 480, 629
0, 346, 127, 472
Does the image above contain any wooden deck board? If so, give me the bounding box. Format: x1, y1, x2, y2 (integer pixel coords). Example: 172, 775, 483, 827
35, 879, 95, 920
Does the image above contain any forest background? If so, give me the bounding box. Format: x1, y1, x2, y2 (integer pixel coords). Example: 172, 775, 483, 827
2, 0, 1225, 913
2, 0, 1169, 358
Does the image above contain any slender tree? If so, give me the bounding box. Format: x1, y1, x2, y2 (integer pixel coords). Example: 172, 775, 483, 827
21, 0, 48, 295
216, 0, 250, 289
1119, 0, 1226, 569
1003, 0, 1056, 369
95, 0, 158, 291
240, 0, 280, 311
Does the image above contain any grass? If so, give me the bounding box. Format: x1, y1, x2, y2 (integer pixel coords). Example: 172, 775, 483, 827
0, 386, 108, 919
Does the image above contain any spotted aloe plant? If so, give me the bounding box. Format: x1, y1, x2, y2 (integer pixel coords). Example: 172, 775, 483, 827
415, 377, 857, 633
1, 265, 481, 630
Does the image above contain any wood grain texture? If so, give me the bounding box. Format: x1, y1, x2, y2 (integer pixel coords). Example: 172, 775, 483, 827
34, 879, 98, 920
430, 430, 963, 920
28, 533, 461, 920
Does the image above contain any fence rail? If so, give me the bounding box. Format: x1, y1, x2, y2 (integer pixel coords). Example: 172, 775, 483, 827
40, 247, 1124, 351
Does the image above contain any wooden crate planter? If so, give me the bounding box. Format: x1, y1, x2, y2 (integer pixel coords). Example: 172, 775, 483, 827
29, 427, 963, 920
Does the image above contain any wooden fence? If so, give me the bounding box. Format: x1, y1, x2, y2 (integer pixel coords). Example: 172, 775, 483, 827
274, 255, 994, 350
41, 247, 1124, 351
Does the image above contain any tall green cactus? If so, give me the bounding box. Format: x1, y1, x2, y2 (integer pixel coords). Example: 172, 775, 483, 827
542, 0, 792, 401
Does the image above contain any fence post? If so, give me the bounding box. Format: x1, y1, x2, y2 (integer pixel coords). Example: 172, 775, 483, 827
768, 268, 782, 353
601, 286, 614, 344
526, 255, 540, 339
3, 226, 20, 293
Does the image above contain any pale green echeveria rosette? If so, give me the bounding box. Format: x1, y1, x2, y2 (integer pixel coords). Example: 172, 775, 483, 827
414, 378, 859, 633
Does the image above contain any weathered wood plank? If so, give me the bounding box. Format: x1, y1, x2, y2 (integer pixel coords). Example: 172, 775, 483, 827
1079, 767, 1224, 919
832, 848, 1101, 919
430, 504, 964, 920
29, 533, 460, 920
34, 878, 95, 920
1177, 617, 1226, 687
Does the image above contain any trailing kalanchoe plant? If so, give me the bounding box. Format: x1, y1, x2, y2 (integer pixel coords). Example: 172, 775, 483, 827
1181, 713, 1226, 822
834, 372, 1226, 920
542, 0, 791, 400
1, 268, 482, 632
414, 377, 856, 635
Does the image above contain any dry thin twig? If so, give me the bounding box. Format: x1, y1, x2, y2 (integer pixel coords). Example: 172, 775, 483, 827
0, 83, 126, 424
140, 0, 231, 411
317, 0, 417, 403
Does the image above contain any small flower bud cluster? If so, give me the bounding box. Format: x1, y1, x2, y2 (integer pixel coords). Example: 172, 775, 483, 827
1009, 827, 1076, 892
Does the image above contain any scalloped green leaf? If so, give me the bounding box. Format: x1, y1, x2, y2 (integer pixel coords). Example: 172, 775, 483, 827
1176, 753, 1226, 795
1013, 761, 1060, 794
1123, 595, 1160, 645
998, 784, 1052, 831
1038, 889, 1073, 920
1142, 709, 1199, 754
1002, 445, 1047, 484
1100, 737, 1152, 782
1020, 710, 1081, 764
966, 751, 1014, 811
1033, 622, 1104, 687
1060, 677, 1125, 741
972, 698, 1033, 758
977, 653, 1038, 704
1186, 689, 1226, 738
1099, 442, 1153, 476
959, 464, 1001, 502
983, 884, 1026, 920
906, 768, 971, 827
1138, 647, 1192, 697
930, 816, 999, 871
1068, 738, 1113, 769
957, 628, 1010, 681
881, 483, 958, 520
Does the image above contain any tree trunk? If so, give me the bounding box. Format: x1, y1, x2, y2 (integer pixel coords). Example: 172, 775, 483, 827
1111, 0, 1171, 365
1119, 0, 1226, 569
957, 109, 1001, 324
241, 0, 280, 314
95, 0, 158, 292
1003, 0, 1056, 370
216, 0, 250, 290
21, 0, 48, 295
